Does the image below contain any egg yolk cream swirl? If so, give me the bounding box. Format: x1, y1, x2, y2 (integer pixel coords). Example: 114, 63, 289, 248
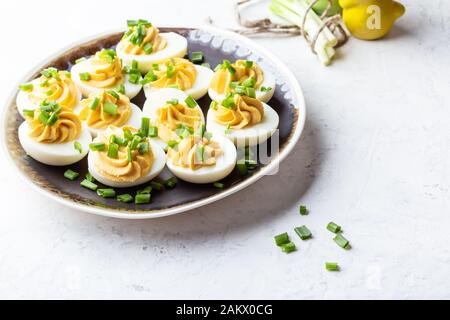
210, 60, 264, 95
145, 58, 197, 91
25, 103, 81, 144
91, 126, 154, 182
24, 68, 78, 109
168, 135, 223, 170
79, 49, 123, 89
79, 91, 132, 129
121, 20, 167, 55
213, 94, 264, 130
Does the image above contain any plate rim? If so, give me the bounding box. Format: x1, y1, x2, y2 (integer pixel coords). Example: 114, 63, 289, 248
1, 25, 306, 220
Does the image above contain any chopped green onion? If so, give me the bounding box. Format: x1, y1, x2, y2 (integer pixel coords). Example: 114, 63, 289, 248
141, 69, 157, 84
97, 188, 116, 198
234, 85, 247, 95
130, 135, 142, 150
140, 117, 150, 137
41, 67, 59, 79
86, 173, 95, 182
107, 143, 119, 159
196, 146, 205, 162
89, 142, 106, 151
281, 242, 296, 253
74, 141, 82, 154
135, 193, 151, 204
23, 109, 35, 118
295, 225, 312, 240
242, 76, 256, 88
261, 86, 272, 92
79, 72, 91, 81
222, 60, 235, 74
129, 73, 141, 84
81, 179, 98, 191
245, 159, 258, 170
164, 177, 177, 189
326, 262, 340, 271
299, 205, 308, 215
40, 79, 49, 87
221, 96, 236, 109
190, 51, 204, 63
167, 98, 179, 105
127, 147, 133, 163
213, 182, 225, 189
246, 87, 256, 98
143, 43, 153, 54
124, 129, 133, 141
244, 60, 254, 68
117, 194, 134, 203
274, 232, 290, 246
210, 101, 218, 110
150, 181, 164, 191
90, 97, 100, 110
334, 234, 350, 249
184, 95, 197, 108
327, 222, 341, 234
201, 62, 211, 69
152, 63, 159, 71
137, 186, 152, 195
103, 102, 118, 116
132, 60, 139, 70
106, 90, 119, 100
166, 59, 175, 78
167, 84, 179, 89
237, 163, 248, 176
19, 83, 33, 92
127, 20, 138, 27
64, 169, 79, 181
138, 142, 149, 155
167, 140, 178, 149
116, 84, 126, 94
148, 126, 158, 138
46, 112, 59, 126
45, 90, 54, 96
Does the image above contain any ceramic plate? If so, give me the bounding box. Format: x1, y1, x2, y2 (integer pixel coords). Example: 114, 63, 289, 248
1, 26, 306, 219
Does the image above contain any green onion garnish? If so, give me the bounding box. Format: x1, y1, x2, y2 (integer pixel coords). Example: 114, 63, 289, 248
201, 62, 210, 69
41, 67, 59, 79
141, 69, 157, 84
237, 163, 248, 176
135, 193, 151, 204
127, 147, 133, 163
129, 73, 141, 84
210, 101, 218, 110
130, 135, 142, 150
244, 60, 254, 68
124, 129, 133, 141
242, 76, 256, 88
152, 63, 159, 71
246, 87, 256, 98
148, 126, 158, 138
325, 262, 340, 271
213, 182, 225, 189
167, 140, 178, 149
190, 51, 204, 64
90, 97, 100, 110
80, 179, 98, 191
295, 226, 312, 240
222, 60, 235, 74
140, 117, 150, 137
204, 132, 212, 140
106, 90, 119, 100
196, 146, 205, 162
79, 72, 91, 81
23, 109, 35, 118
127, 20, 138, 27
103, 102, 118, 116
234, 85, 247, 95
64, 169, 79, 181
132, 60, 139, 70
166, 59, 175, 78
143, 43, 153, 54
327, 222, 341, 234
184, 95, 197, 108
89, 142, 106, 151
137, 186, 152, 195
19, 83, 33, 92
299, 205, 308, 215
167, 98, 179, 105
164, 177, 177, 189
281, 242, 296, 253
150, 181, 164, 191
334, 234, 350, 249
74, 141, 82, 154
39, 111, 49, 124
117, 194, 134, 203
261, 86, 272, 92
138, 142, 149, 155
97, 188, 116, 198
274, 232, 290, 246
107, 143, 119, 159
167, 84, 179, 89
116, 84, 126, 94
86, 173, 95, 182
45, 90, 54, 96
221, 95, 235, 109
245, 159, 257, 170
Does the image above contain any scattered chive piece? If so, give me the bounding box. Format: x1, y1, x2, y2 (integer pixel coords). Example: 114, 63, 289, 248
135, 193, 151, 204
295, 226, 312, 240
23, 109, 35, 118
64, 169, 79, 181
103, 102, 118, 116
127, 147, 133, 163
130, 135, 142, 150
46, 112, 59, 126
242, 76, 256, 88
74, 141, 82, 154
234, 85, 247, 95
90, 97, 100, 110
327, 222, 341, 234
274, 232, 290, 246
140, 117, 150, 137
166, 59, 175, 78
107, 143, 119, 159
79, 72, 91, 81
299, 205, 308, 215
143, 42, 153, 54
19, 83, 33, 92
261, 86, 272, 92
190, 51, 204, 63
150, 181, 164, 191
334, 234, 350, 249
138, 142, 149, 155
221, 96, 235, 109
39, 111, 50, 124
281, 242, 296, 253
237, 163, 248, 176
245, 159, 257, 170
97, 188, 116, 198
80, 179, 98, 191
117, 194, 133, 203
116, 84, 126, 94
167, 84, 179, 89
85, 173, 95, 182
210, 101, 218, 110
201, 62, 210, 68
167, 140, 178, 149
326, 262, 340, 271
141, 70, 157, 84
106, 90, 119, 100
213, 182, 225, 189
129, 73, 141, 84
45, 90, 54, 96
246, 87, 256, 98
137, 186, 152, 195
164, 177, 177, 189
152, 63, 159, 71
244, 60, 254, 68
89, 142, 106, 151
148, 126, 158, 138
184, 96, 197, 108
124, 129, 133, 141
167, 98, 179, 105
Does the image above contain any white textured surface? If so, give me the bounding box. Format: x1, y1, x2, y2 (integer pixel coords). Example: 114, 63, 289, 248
0, 0, 449, 299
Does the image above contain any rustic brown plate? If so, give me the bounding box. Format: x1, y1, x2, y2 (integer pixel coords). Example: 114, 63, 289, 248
2, 26, 306, 219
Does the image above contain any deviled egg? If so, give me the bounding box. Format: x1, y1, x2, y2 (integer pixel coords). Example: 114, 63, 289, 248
116, 19, 188, 74
17, 67, 82, 118
166, 133, 237, 184
142, 88, 205, 149
71, 49, 142, 99
18, 102, 91, 166
79, 90, 142, 137
87, 126, 166, 188
206, 93, 279, 146
208, 59, 275, 103
143, 58, 213, 100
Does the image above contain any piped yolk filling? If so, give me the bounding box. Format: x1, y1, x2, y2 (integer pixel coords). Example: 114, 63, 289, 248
168, 136, 222, 170
214, 94, 264, 130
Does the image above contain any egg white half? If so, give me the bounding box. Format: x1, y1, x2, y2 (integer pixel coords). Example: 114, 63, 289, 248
16, 79, 83, 119
18, 122, 91, 166
143, 64, 213, 100
166, 134, 237, 184
208, 69, 276, 103
84, 103, 143, 138
71, 61, 142, 99
206, 102, 279, 147
117, 32, 188, 74
87, 139, 166, 188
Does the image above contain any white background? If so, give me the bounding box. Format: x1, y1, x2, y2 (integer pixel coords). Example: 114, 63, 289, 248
0, 0, 449, 299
